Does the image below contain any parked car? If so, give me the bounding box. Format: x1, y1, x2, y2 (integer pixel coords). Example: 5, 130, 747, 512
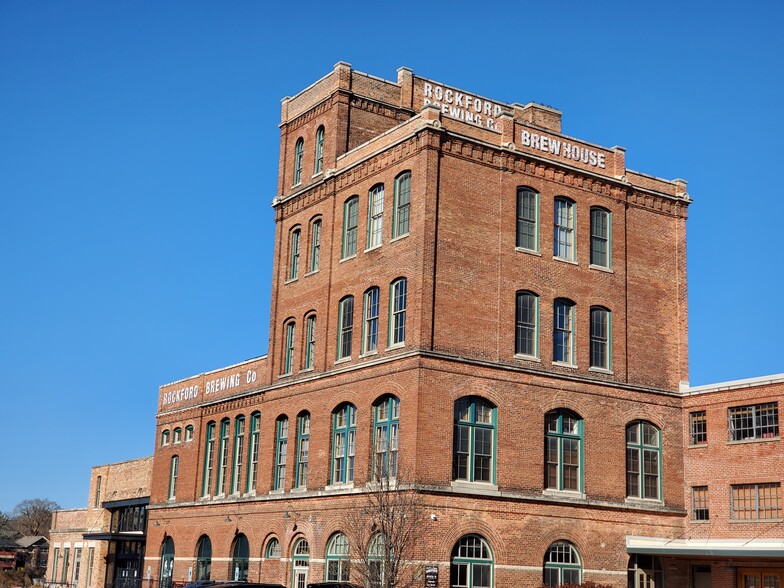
306, 582, 363, 588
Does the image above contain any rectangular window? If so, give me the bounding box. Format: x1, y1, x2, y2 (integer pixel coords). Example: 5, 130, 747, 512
692, 486, 709, 520
168, 455, 179, 499
52, 548, 59, 582
275, 419, 288, 490
590, 208, 611, 268
729, 403, 779, 441
283, 322, 295, 374
337, 297, 354, 360
296, 414, 310, 488
309, 220, 321, 272
516, 188, 539, 251
231, 417, 245, 494
247, 414, 260, 492
216, 420, 229, 495
202, 423, 215, 497
293, 139, 303, 185
389, 278, 407, 346
86, 548, 94, 587
289, 229, 300, 280
589, 307, 611, 370
304, 315, 316, 369
94, 476, 102, 508
690, 411, 707, 445
314, 127, 324, 174
368, 184, 384, 249
554, 198, 575, 261
61, 548, 70, 583
342, 198, 359, 258
73, 548, 82, 585
731, 483, 780, 520
515, 291, 538, 357
393, 172, 411, 238
363, 288, 379, 354
553, 300, 574, 364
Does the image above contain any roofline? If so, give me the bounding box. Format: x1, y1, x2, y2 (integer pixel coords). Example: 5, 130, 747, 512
685, 373, 784, 395
159, 355, 268, 388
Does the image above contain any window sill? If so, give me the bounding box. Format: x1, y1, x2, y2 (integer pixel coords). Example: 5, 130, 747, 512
515, 247, 541, 257
729, 518, 784, 524
304, 269, 319, 277
690, 519, 711, 524
543, 488, 586, 499
324, 483, 354, 492
290, 486, 307, 493
335, 357, 352, 365
299, 367, 314, 374
268, 489, 285, 496
311, 171, 323, 179
450, 480, 500, 496
727, 437, 780, 445
688, 443, 708, 449
359, 350, 378, 358
390, 233, 409, 243
589, 263, 614, 274
284, 277, 298, 285
339, 254, 357, 263
364, 244, 382, 253
588, 366, 614, 375
625, 497, 663, 506
553, 256, 578, 266
553, 361, 578, 369
385, 343, 405, 351
514, 353, 541, 363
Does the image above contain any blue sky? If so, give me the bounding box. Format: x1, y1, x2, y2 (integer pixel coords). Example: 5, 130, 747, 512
1, 1, 782, 512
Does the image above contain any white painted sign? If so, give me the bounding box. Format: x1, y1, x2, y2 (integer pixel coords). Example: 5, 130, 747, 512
520, 130, 607, 169
423, 82, 503, 130
162, 370, 258, 406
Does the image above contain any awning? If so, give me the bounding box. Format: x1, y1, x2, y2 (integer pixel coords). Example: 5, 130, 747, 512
627, 536, 784, 558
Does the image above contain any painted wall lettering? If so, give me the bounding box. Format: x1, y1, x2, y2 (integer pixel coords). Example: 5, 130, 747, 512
520, 130, 606, 169
423, 82, 503, 130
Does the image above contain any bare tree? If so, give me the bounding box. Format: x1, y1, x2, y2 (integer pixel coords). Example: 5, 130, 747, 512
346, 473, 425, 588
10, 498, 60, 536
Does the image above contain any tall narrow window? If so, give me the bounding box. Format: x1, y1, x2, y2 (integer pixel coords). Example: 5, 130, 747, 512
392, 171, 411, 238
94, 475, 102, 508
266, 538, 281, 559
246, 412, 260, 492
590, 306, 611, 370
368, 534, 390, 588
337, 296, 354, 360
196, 536, 212, 581
160, 538, 174, 588
275, 416, 288, 491
367, 184, 384, 248
202, 422, 216, 497
61, 548, 69, 583
342, 196, 359, 258
293, 138, 304, 185
626, 421, 661, 500
231, 415, 245, 494
373, 396, 400, 480
516, 187, 539, 251
314, 126, 324, 174
231, 534, 249, 581
292, 539, 309, 588
289, 228, 301, 280
450, 535, 493, 588
689, 411, 707, 445
296, 412, 310, 488
554, 197, 575, 261
543, 541, 582, 587
553, 299, 575, 365
161, 430, 170, 446
51, 548, 59, 582
545, 410, 583, 492
453, 397, 496, 484
590, 207, 611, 268
304, 314, 316, 369
363, 287, 380, 354
515, 291, 538, 357
332, 404, 357, 484
72, 548, 82, 585
86, 547, 94, 588
326, 533, 350, 582
216, 419, 230, 495
283, 321, 295, 374
692, 486, 709, 520
389, 278, 407, 346
309, 219, 321, 273
173, 427, 182, 443
168, 455, 179, 499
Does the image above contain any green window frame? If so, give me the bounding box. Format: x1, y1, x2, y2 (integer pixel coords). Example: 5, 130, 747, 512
589, 306, 611, 370
304, 314, 316, 369
309, 218, 321, 273
590, 207, 611, 268
201, 422, 216, 497
283, 321, 295, 374
342, 196, 359, 258
515, 290, 539, 358
337, 296, 354, 360
293, 138, 304, 185
184, 425, 193, 442
86, 547, 94, 588
516, 187, 539, 251
543, 541, 582, 587
373, 396, 400, 480
265, 537, 281, 559
215, 418, 230, 495
389, 278, 407, 346
291, 539, 309, 588
545, 410, 583, 492
367, 183, 384, 249
296, 412, 310, 488
173, 427, 182, 444
231, 534, 249, 581
314, 126, 324, 174
61, 547, 70, 583
553, 299, 575, 365
368, 533, 390, 588
392, 171, 411, 239
626, 421, 662, 500
168, 455, 179, 499
52, 548, 59, 582
450, 535, 493, 588
196, 535, 212, 581
363, 287, 380, 354
161, 429, 170, 446
453, 397, 496, 484
325, 533, 350, 582
230, 415, 245, 494
160, 538, 175, 588
246, 412, 260, 492
274, 416, 288, 491
554, 197, 575, 261
289, 228, 301, 280
332, 404, 357, 484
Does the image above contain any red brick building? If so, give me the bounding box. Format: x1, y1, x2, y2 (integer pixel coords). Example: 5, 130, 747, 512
128, 63, 780, 588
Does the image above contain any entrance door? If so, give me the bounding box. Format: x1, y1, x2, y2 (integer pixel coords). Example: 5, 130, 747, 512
293, 565, 308, 588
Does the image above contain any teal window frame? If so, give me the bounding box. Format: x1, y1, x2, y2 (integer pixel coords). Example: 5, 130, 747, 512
363, 287, 380, 354
626, 421, 662, 500
246, 412, 260, 492
325, 533, 350, 582
161, 429, 170, 446
332, 404, 357, 484
341, 196, 359, 258
61, 547, 69, 583
337, 296, 354, 360
201, 422, 216, 497
230, 415, 245, 494
515, 290, 539, 358
589, 306, 612, 370
367, 183, 384, 249
543, 541, 582, 587
309, 218, 321, 273
265, 537, 281, 559
296, 412, 310, 488
304, 314, 316, 369
231, 534, 249, 581
450, 535, 493, 588
314, 126, 324, 174
392, 171, 411, 239
373, 396, 400, 480
160, 538, 174, 588
453, 397, 496, 484
291, 539, 309, 588
52, 548, 59, 582
590, 207, 611, 268
94, 475, 101, 507
168, 455, 179, 499
554, 197, 575, 261
184, 425, 193, 441
215, 418, 230, 495
86, 547, 94, 588
516, 187, 540, 252
293, 138, 304, 185
545, 410, 583, 492
274, 416, 288, 491
553, 299, 575, 365
289, 228, 301, 280
389, 278, 407, 346
173, 427, 182, 443
195, 536, 212, 581
368, 533, 390, 588
283, 321, 295, 374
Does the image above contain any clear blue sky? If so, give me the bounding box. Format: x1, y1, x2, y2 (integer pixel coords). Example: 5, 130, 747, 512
1, 1, 782, 513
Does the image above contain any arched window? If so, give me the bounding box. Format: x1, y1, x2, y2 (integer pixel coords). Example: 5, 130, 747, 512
231, 415, 245, 494
626, 421, 661, 500
293, 138, 304, 185
373, 396, 400, 480
265, 537, 281, 559
337, 296, 354, 360
184, 424, 194, 442
309, 218, 322, 273
304, 313, 316, 369
545, 410, 583, 492
292, 539, 309, 588
363, 287, 380, 354
553, 299, 575, 365
160, 537, 175, 588
332, 404, 357, 484
367, 183, 384, 249
590, 306, 611, 370
201, 422, 216, 497
168, 455, 179, 500
282, 320, 296, 375
450, 535, 493, 588
275, 416, 289, 490
590, 207, 611, 268
216, 418, 230, 495
392, 171, 411, 239
161, 429, 170, 446
230, 534, 249, 581
314, 126, 325, 174
554, 197, 575, 261
173, 427, 182, 443
515, 290, 539, 358
342, 196, 359, 258
195, 535, 212, 581
289, 228, 301, 280
543, 541, 581, 586
296, 412, 310, 488
326, 533, 350, 582
453, 397, 496, 484
246, 412, 260, 492
389, 278, 407, 346
368, 533, 391, 588
516, 186, 539, 252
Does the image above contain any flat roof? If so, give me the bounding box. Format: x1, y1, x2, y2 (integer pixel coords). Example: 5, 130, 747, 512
685, 373, 784, 396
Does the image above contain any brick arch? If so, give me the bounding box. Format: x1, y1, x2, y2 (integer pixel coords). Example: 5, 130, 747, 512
618, 407, 666, 432
260, 532, 283, 558
436, 519, 508, 565
530, 530, 590, 570
287, 532, 312, 559
369, 380, 406, 405
191, 531, 213, 557
326, 393, 361, 414
540, 400, 586, 420
448, 380, 502, 408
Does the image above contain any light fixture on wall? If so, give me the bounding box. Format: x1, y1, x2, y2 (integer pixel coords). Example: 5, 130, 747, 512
224, 516, 232, 523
